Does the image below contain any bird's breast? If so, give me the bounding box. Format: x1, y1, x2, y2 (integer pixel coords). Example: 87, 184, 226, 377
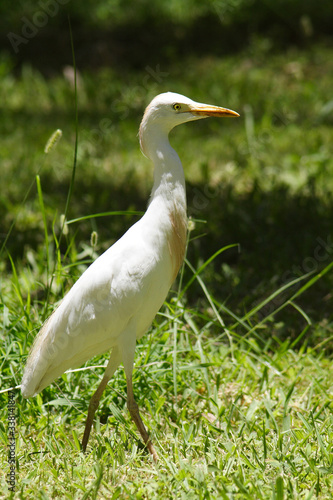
167, 205, 187, 282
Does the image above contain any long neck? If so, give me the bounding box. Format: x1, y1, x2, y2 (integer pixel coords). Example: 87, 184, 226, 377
150, 135, 186, 210
141, 124, 187, 281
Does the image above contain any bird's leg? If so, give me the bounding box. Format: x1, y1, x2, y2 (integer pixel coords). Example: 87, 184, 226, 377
120, 331, 158, 462
126, 373, 158, 462
82, 347, 121, 452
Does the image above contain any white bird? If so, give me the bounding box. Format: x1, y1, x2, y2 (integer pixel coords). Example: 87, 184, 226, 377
21, 92, 239, 461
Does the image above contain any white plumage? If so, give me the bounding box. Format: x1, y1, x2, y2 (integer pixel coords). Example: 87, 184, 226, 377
22, 92, 239, 460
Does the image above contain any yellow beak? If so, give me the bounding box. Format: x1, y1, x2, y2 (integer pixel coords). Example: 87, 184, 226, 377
189, 104, 240, 118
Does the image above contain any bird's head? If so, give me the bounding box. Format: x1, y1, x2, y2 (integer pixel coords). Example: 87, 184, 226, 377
139, 92, 239, 157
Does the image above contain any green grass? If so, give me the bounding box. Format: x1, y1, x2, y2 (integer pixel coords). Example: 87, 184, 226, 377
1, 259, 333, 498
1, 40, 333, 498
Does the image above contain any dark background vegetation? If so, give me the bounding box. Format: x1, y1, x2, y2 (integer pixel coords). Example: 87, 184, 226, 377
1, 0, 333, 343
1, 0, 333, 72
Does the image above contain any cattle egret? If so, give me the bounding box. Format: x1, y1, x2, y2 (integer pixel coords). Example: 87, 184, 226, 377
21, 92, 239, 461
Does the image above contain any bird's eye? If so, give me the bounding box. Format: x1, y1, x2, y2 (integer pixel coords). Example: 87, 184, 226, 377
173, 103, 181, 111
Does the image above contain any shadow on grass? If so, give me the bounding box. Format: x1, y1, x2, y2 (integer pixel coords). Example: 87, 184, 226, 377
187, 181, 333, 337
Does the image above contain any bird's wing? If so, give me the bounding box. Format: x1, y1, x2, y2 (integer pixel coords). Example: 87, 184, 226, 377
21, 221, 171, 397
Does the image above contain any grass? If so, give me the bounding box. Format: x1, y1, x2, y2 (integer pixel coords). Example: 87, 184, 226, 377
1, 39, 333, 498
1, 267, 333, 498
